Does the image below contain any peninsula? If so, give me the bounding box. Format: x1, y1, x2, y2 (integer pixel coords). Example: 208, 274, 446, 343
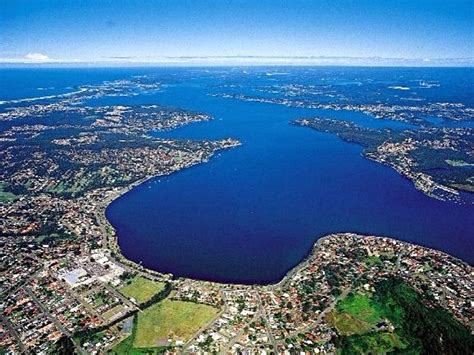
294, 117, 474, 203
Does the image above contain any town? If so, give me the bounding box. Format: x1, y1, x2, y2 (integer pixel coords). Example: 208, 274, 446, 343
1, 77, 472, 354
2, 0, 474, 352
295, 117, 474, 203
1, 230, 472, 353
214, 91, 474, 125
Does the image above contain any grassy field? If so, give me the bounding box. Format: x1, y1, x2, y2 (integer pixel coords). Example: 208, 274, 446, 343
111, 334, 164, 355
333, 278, 474, 354
133, 300, 218, 348
119, 276, 166, 304
328, 292, 383, 336
328, 311, 372, 336
339, 331, 408, 353
337, 292, 383, 325
110, 324, 166, 355
330, 289, 407, 352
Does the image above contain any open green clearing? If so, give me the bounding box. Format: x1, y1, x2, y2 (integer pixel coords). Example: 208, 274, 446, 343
338, 331, 408, 354
332, 278, 474, 354
110, 333, 165, 355
364, 255, 382, 267
109, 326, 167, 355
110, 316, 165, 355
0, 181, 17, 202
118, 276, 166, 304
111, 299, 218, 353
328, 291, 385, 336
133, 300, 218, 348
329, 311, 372, 336
337, 292, 384, 325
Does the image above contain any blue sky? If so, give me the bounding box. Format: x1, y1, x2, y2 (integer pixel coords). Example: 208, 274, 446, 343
1, 0, 473, 65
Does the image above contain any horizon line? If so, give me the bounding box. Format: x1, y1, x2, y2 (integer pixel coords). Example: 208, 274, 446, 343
0, 55, 473, 67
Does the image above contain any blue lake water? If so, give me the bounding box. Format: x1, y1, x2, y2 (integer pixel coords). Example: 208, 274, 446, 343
1, 67, 473, 284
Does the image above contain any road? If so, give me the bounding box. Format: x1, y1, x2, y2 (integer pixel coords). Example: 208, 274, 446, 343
182, 290, 228, 352
0, 316, 27, 354
256, 292, 278, 350
283, 286, 350, 341
24, 287, 87, 355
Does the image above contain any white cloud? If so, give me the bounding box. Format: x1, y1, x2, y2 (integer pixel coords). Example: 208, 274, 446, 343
24, 52, 50, 61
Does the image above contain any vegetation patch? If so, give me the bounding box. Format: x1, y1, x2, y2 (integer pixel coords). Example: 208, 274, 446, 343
337, 331, 408, 354
327, 311, 372, 336
0, 181, 18, 202
333, 277, 474, 354
337, 292, 383, 325
102, 304, 127, 321
133, 300, 218, 348
364, 255, 382, 267
119, 276, 166, 304
110, 318, 168, 355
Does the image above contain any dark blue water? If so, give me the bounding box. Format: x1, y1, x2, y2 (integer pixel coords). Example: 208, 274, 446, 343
2, 67, 473, 285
